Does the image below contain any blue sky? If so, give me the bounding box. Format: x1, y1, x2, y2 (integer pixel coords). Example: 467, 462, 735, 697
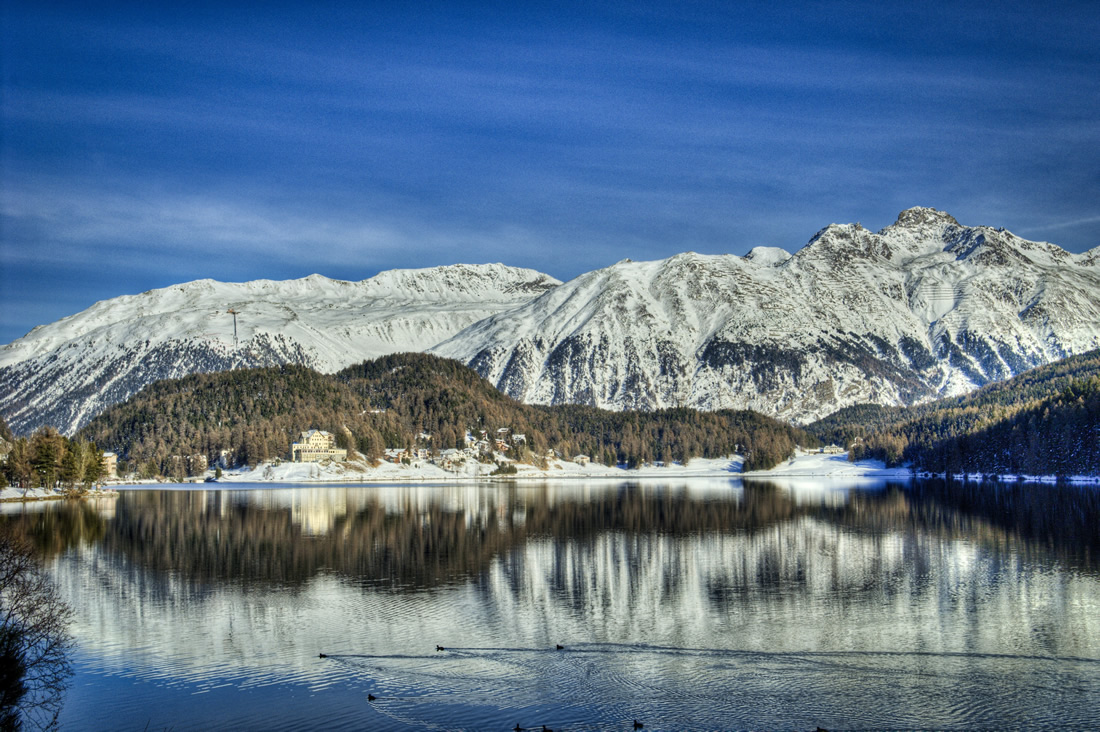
2, 1, 1098, 344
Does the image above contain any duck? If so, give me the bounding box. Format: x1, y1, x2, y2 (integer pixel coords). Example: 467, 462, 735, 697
318, 653, 327, 658
555, 644, 564, 650
513, 725, 522, 731
634, 721, 644, 729
436, 645, 445, 651
367, 694, 376, 701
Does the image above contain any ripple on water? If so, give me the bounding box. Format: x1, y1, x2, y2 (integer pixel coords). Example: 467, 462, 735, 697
313, 644, 1100, 731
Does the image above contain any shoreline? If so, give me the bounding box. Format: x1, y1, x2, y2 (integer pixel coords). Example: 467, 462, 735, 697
0, 487, 120, 503
5, 451, 1098, 502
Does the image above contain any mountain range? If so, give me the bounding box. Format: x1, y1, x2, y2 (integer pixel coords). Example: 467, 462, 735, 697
2, 207, 1098, 436
0, 265, 559, 435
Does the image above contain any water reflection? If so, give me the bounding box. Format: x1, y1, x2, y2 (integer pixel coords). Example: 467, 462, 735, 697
2, 479, 1099, 730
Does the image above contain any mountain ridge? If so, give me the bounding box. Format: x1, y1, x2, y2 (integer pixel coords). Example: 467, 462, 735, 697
3, 207, 1098, 436
0, 264, 560, 435
431, 208, 1100, 422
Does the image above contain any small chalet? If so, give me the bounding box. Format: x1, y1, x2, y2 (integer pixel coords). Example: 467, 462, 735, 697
291, 430, 347, 463
101, 451, 118, 478
384, 448, 410, 463
439, 448, 464, 471
573, 454, 590, 467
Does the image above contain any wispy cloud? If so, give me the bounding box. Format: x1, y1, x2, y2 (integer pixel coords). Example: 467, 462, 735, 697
3, 1, 1099, 344
1019, 216, 1100, 234
0, 182, 565, 278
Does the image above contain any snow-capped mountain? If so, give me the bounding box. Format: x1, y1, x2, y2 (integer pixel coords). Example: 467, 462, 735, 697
2, 207, 1098, 436
430, 208, 1100, 423
0, 264, 559, 435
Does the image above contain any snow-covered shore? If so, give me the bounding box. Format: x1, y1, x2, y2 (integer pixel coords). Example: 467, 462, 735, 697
154, 450, 908, 487
6, 450, 1096, 501
0, 486, 119, 502
151, 450, 1100, 487
196, 454, 750, 485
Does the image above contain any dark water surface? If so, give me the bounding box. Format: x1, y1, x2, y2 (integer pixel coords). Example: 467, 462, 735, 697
3, 478, 1099, 731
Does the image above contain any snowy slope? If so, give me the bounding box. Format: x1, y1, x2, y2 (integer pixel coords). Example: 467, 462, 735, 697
3, 207, 1098, 436
0, 265, 559, 435
431, 208, 1100, 423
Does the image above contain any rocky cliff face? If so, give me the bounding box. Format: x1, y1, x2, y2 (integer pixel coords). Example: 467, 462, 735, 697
430, 208, 1100, 423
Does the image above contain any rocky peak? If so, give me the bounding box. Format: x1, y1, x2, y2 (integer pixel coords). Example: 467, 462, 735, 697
892, 207, 960, 229
799, 222, 893, 264
1081, 246, 1100, 268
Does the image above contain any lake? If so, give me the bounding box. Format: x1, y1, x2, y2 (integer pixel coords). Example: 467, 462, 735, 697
3, 478, 1099, 731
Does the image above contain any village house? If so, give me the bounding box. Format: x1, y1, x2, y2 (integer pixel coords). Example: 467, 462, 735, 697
291, 429, 347, 463
102, 451, 118, 478
384, 448, 412, 463
438, 448, 465, 471
573, 454, 590, 466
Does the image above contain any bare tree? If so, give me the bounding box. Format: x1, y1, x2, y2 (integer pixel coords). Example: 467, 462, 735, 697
0, 526, 74, 731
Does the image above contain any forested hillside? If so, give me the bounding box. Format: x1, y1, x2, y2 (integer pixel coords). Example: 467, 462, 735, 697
809, 350, 1100, 475
78, 353, 817, 477
77, 365, 386, 478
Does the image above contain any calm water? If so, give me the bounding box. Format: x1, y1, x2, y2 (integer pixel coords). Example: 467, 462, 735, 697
3, 477, 1099, 731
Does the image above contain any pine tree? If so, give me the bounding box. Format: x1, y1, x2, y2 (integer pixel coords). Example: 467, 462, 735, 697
30, 428, 65, 490
82, 443, 107, 489
3, 438, 33, 492
59, 442, 83, 491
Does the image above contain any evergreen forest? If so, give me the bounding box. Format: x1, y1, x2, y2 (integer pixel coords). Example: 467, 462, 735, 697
74, 353, 817, 477
0, 414, 108, 493
809, 349, 1100, 476
5, 350, 1099, 483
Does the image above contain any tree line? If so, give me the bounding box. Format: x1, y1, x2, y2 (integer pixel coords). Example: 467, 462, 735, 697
7, 349, 1098, 481
810, 349, 1100, 476
1, 422, 108, 495
69, 353, 816, 477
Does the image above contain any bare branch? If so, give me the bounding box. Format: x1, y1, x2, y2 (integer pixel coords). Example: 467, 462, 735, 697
0, 525, 74, 731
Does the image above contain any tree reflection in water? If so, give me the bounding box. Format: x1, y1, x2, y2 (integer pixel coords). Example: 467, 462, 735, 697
1, 479, 1098, 731
7, 479, 1093, 589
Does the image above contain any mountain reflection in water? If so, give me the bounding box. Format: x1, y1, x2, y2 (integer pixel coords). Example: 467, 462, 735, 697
3, 479, 1099, 731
